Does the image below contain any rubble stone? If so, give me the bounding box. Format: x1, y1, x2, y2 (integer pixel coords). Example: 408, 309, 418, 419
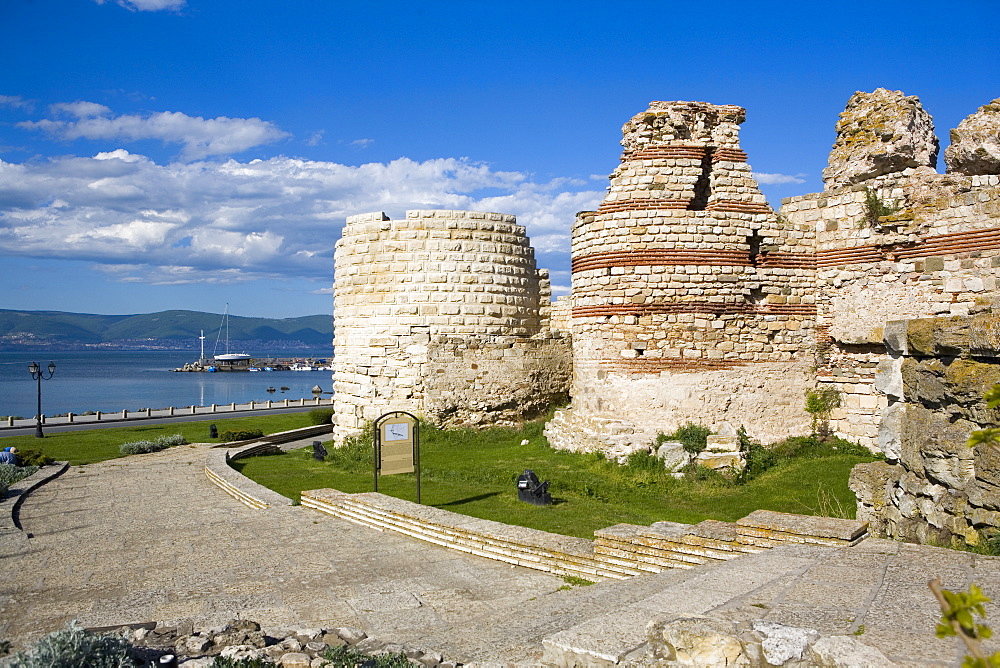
823, 88, 938, 189
945, 98, 1000, 175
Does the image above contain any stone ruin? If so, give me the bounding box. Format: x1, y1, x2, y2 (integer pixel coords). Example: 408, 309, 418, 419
331, 90, 1000, 543
332, 209, 570, 442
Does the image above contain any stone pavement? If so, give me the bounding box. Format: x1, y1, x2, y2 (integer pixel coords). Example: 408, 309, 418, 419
4, 442, 1000, 665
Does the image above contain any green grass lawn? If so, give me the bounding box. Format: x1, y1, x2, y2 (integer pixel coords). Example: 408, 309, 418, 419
232, 419, 880, 539
0, 413, 313, 465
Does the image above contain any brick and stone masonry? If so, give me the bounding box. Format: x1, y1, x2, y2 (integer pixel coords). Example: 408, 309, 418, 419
547, 92, 1000, 459
780, 89, 1000, 447
332, 209, 570, 442
545, 101, 817, 459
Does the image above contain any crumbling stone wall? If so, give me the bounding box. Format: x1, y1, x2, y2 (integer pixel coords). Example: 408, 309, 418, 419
777, 89, 1000, 447
333, 210, 568, 441
850, 314, 1000, 545
545, 100, 817, 456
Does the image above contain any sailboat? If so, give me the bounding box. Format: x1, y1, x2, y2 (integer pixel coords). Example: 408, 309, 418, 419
213, 304, 252, 364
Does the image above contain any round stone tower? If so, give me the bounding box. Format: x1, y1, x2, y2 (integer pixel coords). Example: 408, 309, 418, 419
333, 209, 561, 440
545, 101, 817, 457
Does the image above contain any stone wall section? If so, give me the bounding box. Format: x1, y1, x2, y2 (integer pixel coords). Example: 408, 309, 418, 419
850, 314, 1000, 545
333, 210, 568, 441
779, 171, 1000, 446
548, 101, 817, 454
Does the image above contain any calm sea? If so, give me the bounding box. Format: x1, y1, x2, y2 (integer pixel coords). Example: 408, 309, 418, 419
0, 350, 333, 418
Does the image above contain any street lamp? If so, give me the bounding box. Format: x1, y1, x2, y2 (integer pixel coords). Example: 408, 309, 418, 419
28, 361, 56, 438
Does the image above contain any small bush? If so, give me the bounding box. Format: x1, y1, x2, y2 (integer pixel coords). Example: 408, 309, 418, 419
307, 408, 335, 426
671, 423, 712, 455
624, 449, 664, 474
119, 434, 187, 455
0, 463, 40, 489
15, 449, 55, 467
9, 621, 132, 668
322, 644, 409, 668
217, 429, 264, 443
861, 187, 898, 227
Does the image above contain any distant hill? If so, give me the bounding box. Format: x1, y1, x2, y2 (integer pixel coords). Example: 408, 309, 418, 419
0, 309, 332, 350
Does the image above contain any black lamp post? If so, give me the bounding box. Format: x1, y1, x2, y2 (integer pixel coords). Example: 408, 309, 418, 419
28, 361, 56, 438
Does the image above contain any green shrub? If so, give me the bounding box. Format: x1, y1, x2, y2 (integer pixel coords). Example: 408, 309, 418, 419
321, 644, 409, 667
624, 449, 664, 474
8, 621, 132, 668
118, 433, 187, 455
15, 449, 55, 467
307, 408, 335, 426
0, 463, 40, 489
0, 483, 7, 499
805, 387, 842, 440
671, 423, 712, 455
217, 429, 264, 443
861, 187, 898, 227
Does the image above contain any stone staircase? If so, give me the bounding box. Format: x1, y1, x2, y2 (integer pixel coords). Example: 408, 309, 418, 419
301, 488, 868, 586
302, 488, 644, 581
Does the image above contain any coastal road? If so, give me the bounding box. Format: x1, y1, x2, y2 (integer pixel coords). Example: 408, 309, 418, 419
0, 405, 319, 438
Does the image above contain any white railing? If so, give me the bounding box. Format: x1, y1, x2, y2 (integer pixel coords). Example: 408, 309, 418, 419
3, 396, 334, 429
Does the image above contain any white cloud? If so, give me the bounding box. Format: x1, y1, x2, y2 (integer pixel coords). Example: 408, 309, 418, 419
0, 95, 33, 111
51, 101, 113, 118
19, 103, 289, 160
0, 153, 597, 286
93, 0, 186, 12
350, 138, 374, 148
305, 131, 325, 147
752, 172, 806, 185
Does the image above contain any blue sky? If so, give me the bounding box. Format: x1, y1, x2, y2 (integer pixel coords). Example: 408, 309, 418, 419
1, 0, 998, 319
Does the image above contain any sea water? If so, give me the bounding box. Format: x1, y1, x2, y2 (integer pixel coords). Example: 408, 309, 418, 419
0, 350, 333, 418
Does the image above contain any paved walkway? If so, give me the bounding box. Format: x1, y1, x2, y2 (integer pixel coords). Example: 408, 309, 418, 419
4, 443, 1000, 665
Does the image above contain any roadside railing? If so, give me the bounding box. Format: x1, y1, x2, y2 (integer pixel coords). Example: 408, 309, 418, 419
2, 396, 334, 430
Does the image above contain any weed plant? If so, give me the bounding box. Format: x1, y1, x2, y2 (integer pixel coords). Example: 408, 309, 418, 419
13, 449, 54, 467
307, 407, 335, 425
118, 433, 187, 455
664, 423, 712, 455
321, 644, 409, 667
7, 621, 132, 668
210, 657, 277, 668
0, 463, 40, 490
217, 428, 265, 442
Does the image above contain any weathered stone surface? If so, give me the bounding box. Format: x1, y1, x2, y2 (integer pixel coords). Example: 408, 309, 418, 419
279, 652, 312, 668
904, 315, 1000, 359
752, 620, 818, 665
806, 634, 895, 667
823, 88, 938, 189
648, 616, 752, 666
874, 357, 903, 400
656, 441, 688, 472
945, 98, 1000, 175
738, 510, 868, 542
877, 401, 904, 461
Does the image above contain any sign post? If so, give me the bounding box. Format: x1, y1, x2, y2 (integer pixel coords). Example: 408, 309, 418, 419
373, 411, 421, 504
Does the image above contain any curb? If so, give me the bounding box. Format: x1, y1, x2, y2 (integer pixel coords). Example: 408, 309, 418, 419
1, 461, 69, 540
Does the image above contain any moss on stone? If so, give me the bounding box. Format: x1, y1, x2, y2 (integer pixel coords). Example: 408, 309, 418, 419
906, 318, 938, 356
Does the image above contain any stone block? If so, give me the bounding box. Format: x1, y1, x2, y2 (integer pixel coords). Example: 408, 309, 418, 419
874, 356, 903, 399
